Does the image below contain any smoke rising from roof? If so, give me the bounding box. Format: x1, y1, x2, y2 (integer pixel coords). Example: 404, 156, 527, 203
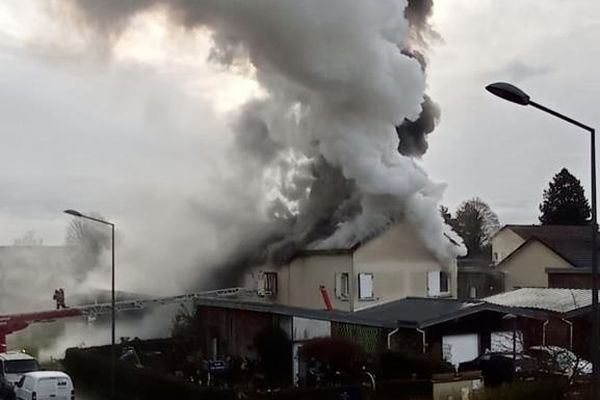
55, 0, 464, 288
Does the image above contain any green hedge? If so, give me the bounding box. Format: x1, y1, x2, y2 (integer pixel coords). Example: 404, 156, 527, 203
64, 347, 234, 400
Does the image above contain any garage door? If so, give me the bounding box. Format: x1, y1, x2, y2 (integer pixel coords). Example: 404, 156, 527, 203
442, 334, 479, 366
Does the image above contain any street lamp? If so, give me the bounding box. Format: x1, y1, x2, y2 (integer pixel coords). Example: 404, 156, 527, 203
486, 82, 598, 395
64, 209, 116, 399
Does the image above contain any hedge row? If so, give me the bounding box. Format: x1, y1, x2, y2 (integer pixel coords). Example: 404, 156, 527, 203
64, 347, 234, 400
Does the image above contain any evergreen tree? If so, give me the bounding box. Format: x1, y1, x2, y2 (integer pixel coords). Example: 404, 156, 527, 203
539, 168, 590, 225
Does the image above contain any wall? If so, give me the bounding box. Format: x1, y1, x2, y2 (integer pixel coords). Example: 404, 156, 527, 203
548, 272, 599, 289
491, 229, 525, 265
283, 254, 353, 311
352, 224, 453, 310
292, 317, 330, 341
195, 307, 275, 359
499, 240, 573, 290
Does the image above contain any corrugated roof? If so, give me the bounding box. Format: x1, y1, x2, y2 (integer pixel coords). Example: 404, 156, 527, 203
503, 225, 599, 268
484, 288, 593, 314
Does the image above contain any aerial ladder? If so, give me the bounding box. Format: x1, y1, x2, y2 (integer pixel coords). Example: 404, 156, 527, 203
0, 287, 253, 352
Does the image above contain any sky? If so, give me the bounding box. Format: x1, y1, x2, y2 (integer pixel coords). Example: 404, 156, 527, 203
0, 1, 599, 292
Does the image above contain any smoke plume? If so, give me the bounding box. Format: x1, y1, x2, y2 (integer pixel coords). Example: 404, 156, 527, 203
54, 0, 464, 288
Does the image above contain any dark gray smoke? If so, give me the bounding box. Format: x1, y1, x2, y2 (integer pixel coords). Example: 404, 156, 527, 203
405, 0, 439, 48
396, 95, 440, 156
396, 1, 441, 157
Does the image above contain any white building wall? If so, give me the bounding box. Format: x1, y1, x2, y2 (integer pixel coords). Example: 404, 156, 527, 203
491, 228, 526, 265
352, 224, 455, 310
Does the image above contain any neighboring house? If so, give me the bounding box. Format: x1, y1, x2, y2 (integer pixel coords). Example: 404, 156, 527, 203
245, 222, 459, 311
491, 225, 599, 290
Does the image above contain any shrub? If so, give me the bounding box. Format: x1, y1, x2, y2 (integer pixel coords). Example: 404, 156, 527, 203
298, 337, 364, 374
254, 326, 292, 385
474, 381, 563, 400
377, 350, 453, 379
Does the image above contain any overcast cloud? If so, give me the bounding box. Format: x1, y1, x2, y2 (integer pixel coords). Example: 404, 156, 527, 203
1, 0, 599, 294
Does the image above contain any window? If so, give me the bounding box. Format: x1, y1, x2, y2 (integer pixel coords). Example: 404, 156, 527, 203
335, 272, 350, 299
469, 286, 477, 299
259, 272, 277, 296
440, 271, 449, 293
428, 271, 450, 297
358, 273, 374, 300
4, 359, 39, 374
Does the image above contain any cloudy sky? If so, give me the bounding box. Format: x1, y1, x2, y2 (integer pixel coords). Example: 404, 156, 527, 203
0, 1, 599, 292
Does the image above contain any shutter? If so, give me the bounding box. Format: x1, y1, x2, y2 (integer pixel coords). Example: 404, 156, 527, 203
358, 273, 373, 299
428, 271, 440, 296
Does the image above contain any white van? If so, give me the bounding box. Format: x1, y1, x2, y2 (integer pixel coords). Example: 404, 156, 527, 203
0, 352, 40, 398
15, 371, 74, 400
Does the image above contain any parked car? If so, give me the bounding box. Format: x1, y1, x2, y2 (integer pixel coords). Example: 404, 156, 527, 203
458, 352, 537, 385
15, 371, 74, 400
0, 352, 40, 400
527, 346, 592, 377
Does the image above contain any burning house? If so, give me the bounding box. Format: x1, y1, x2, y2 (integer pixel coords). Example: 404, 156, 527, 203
246, 221, 461, 311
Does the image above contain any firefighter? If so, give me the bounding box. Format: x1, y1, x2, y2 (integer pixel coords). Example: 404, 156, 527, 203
58, 288, 67, 309
53, 289, 60, 309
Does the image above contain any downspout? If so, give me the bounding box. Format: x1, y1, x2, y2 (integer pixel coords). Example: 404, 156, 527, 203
562, 319, 574, 350
387, 328, 399, 350
542, 320, 549, 345
417, 328, 427, 354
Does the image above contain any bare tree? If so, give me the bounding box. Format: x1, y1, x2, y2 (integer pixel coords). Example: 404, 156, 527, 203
64, 213, 110, 281
450, 198, 500, 258
13, 230, 43, 246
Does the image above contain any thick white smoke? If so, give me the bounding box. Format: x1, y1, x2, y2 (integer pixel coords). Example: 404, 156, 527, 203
58, 0, 465, 267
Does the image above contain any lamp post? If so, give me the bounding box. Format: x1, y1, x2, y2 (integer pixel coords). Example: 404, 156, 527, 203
486, 82, 598, 395
64, 209, 116, 399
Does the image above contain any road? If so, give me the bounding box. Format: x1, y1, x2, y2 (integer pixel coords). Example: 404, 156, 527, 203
77, 387, 109, 400
0, 387, 107, 400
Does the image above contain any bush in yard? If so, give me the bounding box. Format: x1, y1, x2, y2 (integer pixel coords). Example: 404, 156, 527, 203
377, 350, 453, 379
254, 326, 292, 386
298, 336, 365, 374
474, 381, 563, 400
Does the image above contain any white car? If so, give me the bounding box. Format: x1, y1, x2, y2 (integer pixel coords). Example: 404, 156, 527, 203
0, 352, 40, 399
15, 371, 74, 400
